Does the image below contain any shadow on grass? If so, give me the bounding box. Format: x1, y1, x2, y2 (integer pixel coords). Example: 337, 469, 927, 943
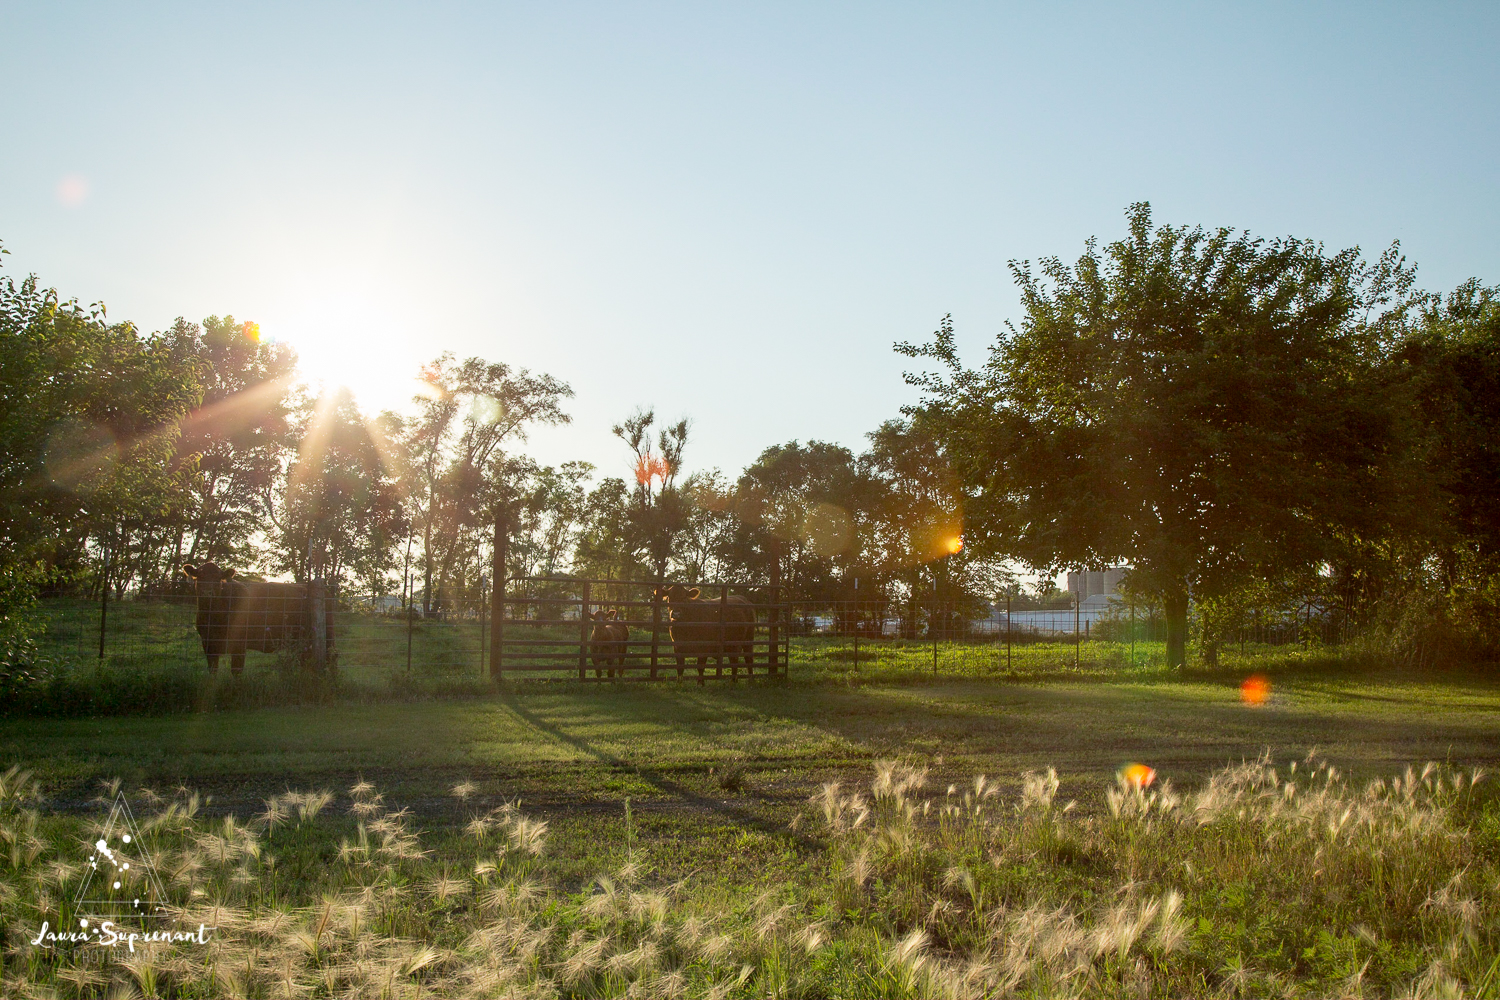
498, 694, 821, 849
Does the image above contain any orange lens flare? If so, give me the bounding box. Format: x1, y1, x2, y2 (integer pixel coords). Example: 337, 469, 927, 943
1240, 674, 1271, 706
634, 455, 671, 487
1121, 763, 1156, 789
944, 535, 963, 555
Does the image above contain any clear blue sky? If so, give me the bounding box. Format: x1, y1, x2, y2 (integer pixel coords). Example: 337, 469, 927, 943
3, 2, 1496, 485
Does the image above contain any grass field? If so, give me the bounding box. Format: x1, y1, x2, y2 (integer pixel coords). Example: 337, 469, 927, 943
33, 596, 1336, 694
8, 605, 1500, 995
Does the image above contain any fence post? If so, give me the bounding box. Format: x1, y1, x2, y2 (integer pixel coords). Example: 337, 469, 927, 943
1074, 591, 1080, 670
720, 585, 732, 681
931, 575, 938, 679
1130, 601, 1136, 665
579, 581, 591, 681
491, 512, 505, 681
310, 577, 327, 672
1006, 593, 1012, 672
650, 584, 662, 680
478, 575, 487, 679
853, 577, 859, 676
97, 545, 110, 661
767, 543, 781, 676
405, 572, 414, 674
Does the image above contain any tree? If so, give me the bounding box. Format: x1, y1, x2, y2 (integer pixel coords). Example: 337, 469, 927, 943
863, 418, 1003, 634
0, 251, 202, 599
398, 353, 572, 612
170, 315, 298, 575
612, 408, 689, 584
734, 440, 865, 601
899, 204, 1414, 666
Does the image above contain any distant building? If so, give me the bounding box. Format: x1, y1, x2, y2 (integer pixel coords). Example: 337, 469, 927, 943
1066, 568, 1128, 609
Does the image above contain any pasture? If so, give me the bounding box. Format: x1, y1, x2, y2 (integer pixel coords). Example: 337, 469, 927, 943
7, 599, 1500, 996
2, 671, 1499, 996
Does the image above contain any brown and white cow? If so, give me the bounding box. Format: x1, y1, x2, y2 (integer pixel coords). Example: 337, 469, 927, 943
179, 563, 321, 675
588, 609, 629, 679
653, 584, 755, 682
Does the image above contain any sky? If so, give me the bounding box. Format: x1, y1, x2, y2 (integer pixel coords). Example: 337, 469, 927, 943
2, 2, 1497, 488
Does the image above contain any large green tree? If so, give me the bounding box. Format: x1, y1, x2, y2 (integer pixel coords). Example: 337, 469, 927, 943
899, 204, 1414, 666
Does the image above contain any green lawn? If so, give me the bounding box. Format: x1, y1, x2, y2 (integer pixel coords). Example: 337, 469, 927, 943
6, 674, 1497, 818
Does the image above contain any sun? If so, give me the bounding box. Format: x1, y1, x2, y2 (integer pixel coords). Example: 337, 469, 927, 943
272, 298, 431, 414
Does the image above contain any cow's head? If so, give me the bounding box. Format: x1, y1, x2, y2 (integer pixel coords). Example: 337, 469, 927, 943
653, 584, 700, 604
589, 609, 621, 639
180, 562, 237, 590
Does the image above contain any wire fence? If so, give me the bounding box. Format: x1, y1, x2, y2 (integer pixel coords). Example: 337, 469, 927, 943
27, 585, 1355, 686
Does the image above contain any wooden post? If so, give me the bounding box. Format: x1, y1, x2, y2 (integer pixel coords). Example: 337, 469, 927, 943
490, 513, 505, 681
1074, 591, 1081, 670
1130, 600, 1136, 665
310, 577, 327, 672
579, 581, 591, 681
405, 572, 414, 673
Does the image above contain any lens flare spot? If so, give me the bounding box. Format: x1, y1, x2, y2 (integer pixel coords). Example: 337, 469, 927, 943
1121, 763, 1156, 789
56, 173, 90, 207
944, 535, 963, 555
1240, 674, 1271, 706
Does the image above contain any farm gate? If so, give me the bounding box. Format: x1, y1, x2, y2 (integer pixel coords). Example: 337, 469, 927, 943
493, 578, 788, 682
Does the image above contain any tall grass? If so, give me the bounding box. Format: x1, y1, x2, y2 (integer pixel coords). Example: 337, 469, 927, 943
0, 755, 1494, 998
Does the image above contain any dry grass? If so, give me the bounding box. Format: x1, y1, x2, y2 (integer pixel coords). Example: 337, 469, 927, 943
0, 756, 1495, 997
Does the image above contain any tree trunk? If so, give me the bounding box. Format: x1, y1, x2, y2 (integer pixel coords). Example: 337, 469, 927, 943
1165, 585, 1189, 669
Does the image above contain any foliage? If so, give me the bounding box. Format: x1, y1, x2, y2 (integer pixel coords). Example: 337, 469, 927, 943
899, 203, 1420, 666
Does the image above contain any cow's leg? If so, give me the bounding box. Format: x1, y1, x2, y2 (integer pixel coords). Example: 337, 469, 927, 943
205, 653, 220, 675
675, 653, 686, 678
696, 656, 707, 685
231, 653, 246, 676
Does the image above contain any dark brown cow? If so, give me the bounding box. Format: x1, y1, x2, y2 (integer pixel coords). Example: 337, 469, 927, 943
653, 584, 755, 682
588, 609, 629, 679
180, 562, 316, 675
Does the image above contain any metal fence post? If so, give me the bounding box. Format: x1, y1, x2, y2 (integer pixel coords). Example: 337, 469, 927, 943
491, 512, 505, 682
768, 543, 782, 676
310, 577, 327, 672
931, 575, 938, 679
1006, 593, 1012, 672
720, 585, 732, 681
579, 581, 591, 681
405, 572, 414, 675
97, 546, 110, 661
1074, 592, 1080, 670
650, 586, 662, 680
853, 577, 859, 675
478, 575, 487, 678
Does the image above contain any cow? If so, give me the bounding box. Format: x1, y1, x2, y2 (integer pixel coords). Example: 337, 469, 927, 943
179, 562, 322, 675
653, 584, 756, 683
588, 609, 629, 679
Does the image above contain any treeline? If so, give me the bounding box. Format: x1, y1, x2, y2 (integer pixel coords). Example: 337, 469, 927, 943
0, 243, 1000, 642
4, 200, 1498, 670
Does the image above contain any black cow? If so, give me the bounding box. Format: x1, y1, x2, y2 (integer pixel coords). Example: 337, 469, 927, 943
179, 562, 322, 675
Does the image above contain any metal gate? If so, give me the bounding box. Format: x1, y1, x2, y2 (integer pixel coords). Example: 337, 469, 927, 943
491, 578, 788, 683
